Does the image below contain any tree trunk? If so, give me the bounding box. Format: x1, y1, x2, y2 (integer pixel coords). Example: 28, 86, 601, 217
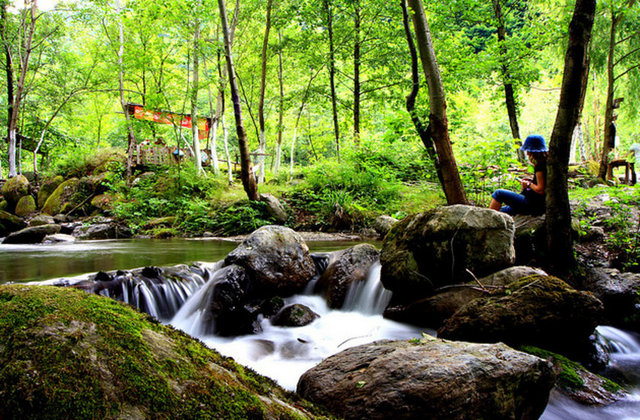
257, 0, 274, 184
353, 0, 361, 145
191, 3, 203, 174
115, 0, 137, 179
407, 0, 467, 205
3, 1, 37, 178
222, 115, 233, 184
323, 0, 340, 161
401, 0, 446, 190
206, 58, 220, 175
275, 30, 284, 173
598, 9, 620, 180
218, 0, 258, 201
492, 0, 521, 159
546, 0, 596, 276
289, 69, 319, 175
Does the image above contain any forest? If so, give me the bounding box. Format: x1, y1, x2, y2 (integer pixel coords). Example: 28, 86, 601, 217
1, 0, 639, 269
4, 1, 640, 419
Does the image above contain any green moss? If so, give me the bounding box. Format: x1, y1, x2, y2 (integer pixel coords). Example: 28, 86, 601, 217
520, 346, 585, 390
41, 178, 80, 216
0, 285, 332, 419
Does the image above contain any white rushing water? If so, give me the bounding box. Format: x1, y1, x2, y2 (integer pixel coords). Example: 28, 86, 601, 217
170, 261, 425, 391
541, 326, 640, 420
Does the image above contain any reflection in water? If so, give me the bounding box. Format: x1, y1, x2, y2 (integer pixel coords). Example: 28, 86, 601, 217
0, 238, 377, 284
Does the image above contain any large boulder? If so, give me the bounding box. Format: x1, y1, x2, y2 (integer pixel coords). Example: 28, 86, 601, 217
14, 195, 36, 217
438, 275, 604, 358
37, 175, 64, 208
380, 205, 515, 300
297, 338, 554, 420
0, 284, 328, 419
41, 178, 80, 215
578, 267, 640, 330
384, 266, 547, 329
373, 215, 398, 238
28, 214, 55, 227
224, 225, 316, 297
317, 243, 380, 308
72, 219, 132, 240
1, 175, 29, 208
259, 193, 288, 224
2, 224, 61, 244
0, 210, 26, 237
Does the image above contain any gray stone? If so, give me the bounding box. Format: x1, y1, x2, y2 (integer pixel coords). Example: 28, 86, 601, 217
380, 205, 515, 300
271, 304, 319, 327
579, 267, 640, 330
384, 266, 547, 329
73, 222, 132, 240
438, 275, 604, 358
43, 234, 76, 243
297, 338, 554, 420
28, 214, 56, 227
259, 193, 288, 224
317, 243, 380, 308
224, 226, 316, 297
3, 224, 61, 244
373, 215, 398, 237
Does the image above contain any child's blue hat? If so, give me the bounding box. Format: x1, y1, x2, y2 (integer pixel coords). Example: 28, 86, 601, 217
521, 134, 548, 152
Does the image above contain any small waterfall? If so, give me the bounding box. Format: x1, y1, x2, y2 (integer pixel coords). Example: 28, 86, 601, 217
342, 262, 392, 315
597, 326, 640, 355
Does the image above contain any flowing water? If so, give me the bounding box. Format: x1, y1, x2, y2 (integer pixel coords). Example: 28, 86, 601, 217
4, 238, 640, 416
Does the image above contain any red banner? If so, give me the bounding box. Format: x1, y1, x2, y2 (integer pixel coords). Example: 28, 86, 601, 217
127, 104, 211, 140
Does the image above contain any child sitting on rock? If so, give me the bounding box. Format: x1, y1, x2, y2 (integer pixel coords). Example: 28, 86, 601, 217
489, 134, 548, 216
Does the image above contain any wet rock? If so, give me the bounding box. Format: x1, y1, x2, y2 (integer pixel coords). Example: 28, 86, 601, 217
72, 220, 132, 240
385, 266, 548, 329
28, 214, 55, 227
373, 215, 398, 238
224, 225, 316, 297
0, 210, 26, 237
317, 244, 380, 308
271, 304, 319, 327
438, 275, 604, 359
260, 193, 288, 224
579, 267, 640, 330
297, 338, 554, 420
37, 175, 64, 208
14, 195, 36, 217
204, 265, 258, 336
1, 175, 29, 208
520, 347, 624, 407
41, 178, 80, 215
43, 233, 76, 243
380, 205, 515, 300
3, 224, 61, 244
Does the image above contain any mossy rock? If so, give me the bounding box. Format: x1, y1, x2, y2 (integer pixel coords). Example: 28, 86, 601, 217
0, 210, 26, 237
520, 346, 624, 406
1, 175, 29, 207
143, 216, 177, 229
0, 200, 7, 211
0, 285, 331, 419
37, 175, 64, 208
41, 178, 80, 216
90, 193, 116, 211
14, 195, 36, 217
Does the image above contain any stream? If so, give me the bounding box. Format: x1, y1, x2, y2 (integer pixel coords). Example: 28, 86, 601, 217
2, 238, 640, 418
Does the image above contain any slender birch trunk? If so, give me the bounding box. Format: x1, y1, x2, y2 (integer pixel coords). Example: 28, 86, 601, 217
218, 0, 258, 200
257, 0, 274, 184
191, 1, 202, 174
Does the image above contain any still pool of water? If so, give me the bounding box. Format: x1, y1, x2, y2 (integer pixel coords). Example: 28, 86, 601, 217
0, 238, 374, 284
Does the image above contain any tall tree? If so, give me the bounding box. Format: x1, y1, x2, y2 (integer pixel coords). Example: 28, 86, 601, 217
218, 0, 258, 200
257, 0, 274, 184
1, 0, 40, 178
597, 0, 639, 180
546, 0, 596, 275
352, 0, 361, 145
191, 0, 203, 174
407, 0, 467, 205
323, 0, 340, 161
